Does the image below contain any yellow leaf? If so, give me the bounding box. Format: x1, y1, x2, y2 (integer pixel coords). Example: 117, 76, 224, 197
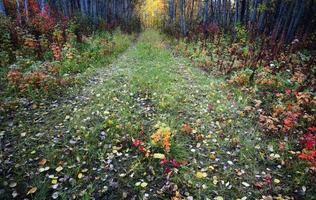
27, 187, 37, 195
208, 165, 215, 171
51, 179, 58, 184
213, 176, 219, 185
82, 168, 88, 173
196, 171, 207, 179
140, 182, 148, 188
274, 178, 281, 184
153, 153, 165, 159
55, 166, 63, 172
209, 154, 216, 160
78, 173, 83, 179
214, 196, 224, 200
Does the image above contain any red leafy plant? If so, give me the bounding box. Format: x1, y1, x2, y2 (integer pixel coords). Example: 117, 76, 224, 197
298, 127, 316, 170
7, 67, 66, 94
28, 0, 56, 33
132, 139, 150, 157
282, 111, 301, 132
51, 43, 62, 60
160, 158, 181, 175
132, 133, 183, 176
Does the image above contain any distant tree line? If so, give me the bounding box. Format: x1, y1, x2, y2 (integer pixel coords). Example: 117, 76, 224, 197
165, 0, 316, 42
1, 0, 315, 42
0, 0, 140, 31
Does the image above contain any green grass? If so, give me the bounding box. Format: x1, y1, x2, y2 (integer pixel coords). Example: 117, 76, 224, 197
1, 29, 315, 200
59, 30, 134, 74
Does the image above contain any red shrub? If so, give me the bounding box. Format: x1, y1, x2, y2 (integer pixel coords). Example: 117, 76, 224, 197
206, 22, 220, 35
298, 128, 316, 170
29, 0, 56, 33
300, 130, 316, 150
282, 111, 300, 132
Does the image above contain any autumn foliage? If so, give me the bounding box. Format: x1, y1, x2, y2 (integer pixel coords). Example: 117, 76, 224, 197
299, 127, 316, 170
151, 126, 172, 152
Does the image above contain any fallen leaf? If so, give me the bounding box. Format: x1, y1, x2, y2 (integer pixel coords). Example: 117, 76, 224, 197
254, 182, 264, 189
153, 153, 165, 159
12, 191, 18, 198
214, 196, 224, 200
52, 192, 59, 199
78, 173, 83, 179
9, 182, 17, 188
196, 171, 207, 179
39, 159, 47, 166
254, 99, 262, 108
274, 179, 280, 184
209, 154, 216, 160
27, 187, 37, 195
140, 182, 148, 188
208, 165, 215, 171
39, 166, 50, 172
242, 182, 250, 187
55, 166, 63, 172
227, 161, 234, 165
182, 123, 193, 134
82, 168, 88, 172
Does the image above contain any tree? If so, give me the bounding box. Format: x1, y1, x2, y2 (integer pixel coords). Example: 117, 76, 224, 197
0, 0, 6, 15
179, 0, 186, 35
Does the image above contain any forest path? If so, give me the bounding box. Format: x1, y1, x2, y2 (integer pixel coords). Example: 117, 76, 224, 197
1, 30, 287, 199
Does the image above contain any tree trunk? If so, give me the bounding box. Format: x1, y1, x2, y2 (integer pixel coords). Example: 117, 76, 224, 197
24, 0, 28, 20
16, 0, 21, 24
235, 0, 240, 24
39, 0, 45, 13
240, 0, 246, 24
0, 0, 5, 15
227, 0, 231, 27
180, 0, 187, 35
197, 0, 204, 21
272, 0, 286, 39
286, 0, 304, 42
258, 0, 268, 31
250, 0, 258, 23
189, 0, 195, 28
217, 0, 222, 24
223, 0, 227, 27
203, 0, 209, 25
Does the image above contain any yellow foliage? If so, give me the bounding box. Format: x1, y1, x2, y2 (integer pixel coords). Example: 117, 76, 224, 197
151, 126, 172, 152
138, 0, 167, 27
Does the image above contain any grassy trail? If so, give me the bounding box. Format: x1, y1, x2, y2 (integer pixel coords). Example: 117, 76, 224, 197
1, 30, 313, 199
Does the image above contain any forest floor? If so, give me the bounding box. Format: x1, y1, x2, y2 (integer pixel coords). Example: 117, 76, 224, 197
1, 30, 314, 200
